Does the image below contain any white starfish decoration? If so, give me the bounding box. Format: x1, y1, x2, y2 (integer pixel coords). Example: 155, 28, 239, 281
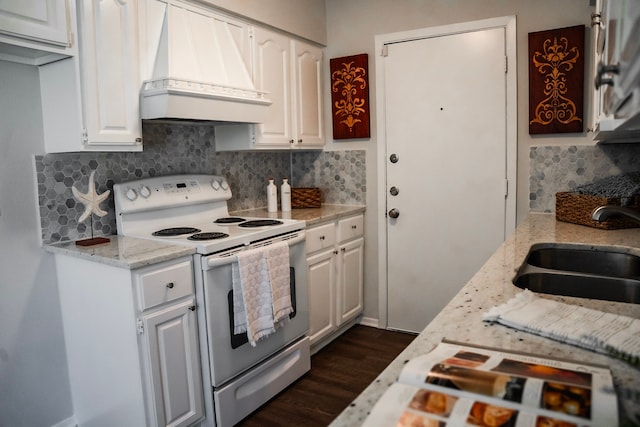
72, 170, 111, 223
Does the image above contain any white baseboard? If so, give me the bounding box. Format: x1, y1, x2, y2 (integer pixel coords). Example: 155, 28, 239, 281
51, 415, 77, 427
357, 316, 380, 328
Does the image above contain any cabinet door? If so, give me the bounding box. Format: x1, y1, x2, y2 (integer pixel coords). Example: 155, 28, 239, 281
253, 27, 294, 148
0, 0, 68, 46
77, 0, 142, 149
142, 299, 204, 427
293, 40, 324, 148
307, 249, 337, 345
337, 237, 364, 325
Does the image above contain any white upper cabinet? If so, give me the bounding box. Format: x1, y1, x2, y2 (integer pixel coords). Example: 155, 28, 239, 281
252, 27, 295, 148
0, 0, 74, 65
215, 28, 324, 150
592, 0, 640, 141
77, 0, 142, 148
39, 0, 142, 152
292, 39, 324, 148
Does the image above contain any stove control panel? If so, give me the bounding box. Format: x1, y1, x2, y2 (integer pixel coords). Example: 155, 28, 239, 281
114, 174, 232, 215
162, 180, 201, 194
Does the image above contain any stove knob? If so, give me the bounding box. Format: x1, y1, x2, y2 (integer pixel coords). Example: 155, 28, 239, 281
211, 179, 221, 190
220, 179, 229, 190
139, 185, 151, 198
126, 188, 138, 201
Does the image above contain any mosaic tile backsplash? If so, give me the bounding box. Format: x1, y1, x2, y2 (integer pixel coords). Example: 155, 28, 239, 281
36, 122, 366, 243
529, 144, 640, 212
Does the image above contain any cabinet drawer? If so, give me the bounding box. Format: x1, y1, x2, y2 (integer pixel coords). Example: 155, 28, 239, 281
136, 259, 194, 311
337, 215, 364, 242
306, 222, 336, 254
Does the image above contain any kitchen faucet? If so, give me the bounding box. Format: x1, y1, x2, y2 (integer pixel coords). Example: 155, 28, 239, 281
591, 205, 640, 224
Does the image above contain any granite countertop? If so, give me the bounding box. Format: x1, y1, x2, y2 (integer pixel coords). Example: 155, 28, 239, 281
330, 213, 640, 426
44, 236, 195, 269
232, 204, 366, 227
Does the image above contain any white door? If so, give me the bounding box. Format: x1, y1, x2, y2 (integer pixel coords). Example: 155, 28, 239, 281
385, 27, 508, 333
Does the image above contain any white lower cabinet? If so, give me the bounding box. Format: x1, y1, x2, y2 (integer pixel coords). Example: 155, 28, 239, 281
54, 254, 204, 427
306, 214, 364, 351
307, 247, 338, 344
140, 299, 203, 427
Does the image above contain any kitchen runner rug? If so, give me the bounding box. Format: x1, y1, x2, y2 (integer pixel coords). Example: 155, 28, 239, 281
483, 290, 640, 366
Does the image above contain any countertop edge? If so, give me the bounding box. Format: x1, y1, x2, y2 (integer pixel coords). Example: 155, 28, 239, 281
231, 204, 366, 226
44, 236, 195, 269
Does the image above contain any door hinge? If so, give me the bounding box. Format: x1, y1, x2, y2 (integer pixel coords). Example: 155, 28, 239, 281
81, 129, 88, 145
137, 319, 144, 334
504, 179, 509, 198
504, 56, 508, 73
381, 45, 389, 57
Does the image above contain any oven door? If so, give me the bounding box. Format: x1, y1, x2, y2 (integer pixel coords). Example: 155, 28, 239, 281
197, 231, 309, 387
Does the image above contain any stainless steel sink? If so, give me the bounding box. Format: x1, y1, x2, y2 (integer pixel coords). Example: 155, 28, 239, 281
513, 243, 640, 303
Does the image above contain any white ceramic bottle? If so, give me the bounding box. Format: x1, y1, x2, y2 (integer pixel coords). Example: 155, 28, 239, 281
267, 178, 278, 212
281, 178, 291, 212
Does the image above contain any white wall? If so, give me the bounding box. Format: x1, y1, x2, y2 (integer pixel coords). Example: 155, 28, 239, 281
324, 0, 596, 323
0, 61, 73, 426
200, 0, 327, 45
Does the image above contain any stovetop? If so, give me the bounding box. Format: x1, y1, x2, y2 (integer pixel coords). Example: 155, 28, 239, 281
125, 215, 304, 254
113, 175, 305, 254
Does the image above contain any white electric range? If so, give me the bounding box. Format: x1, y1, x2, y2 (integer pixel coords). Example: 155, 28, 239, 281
113, 174, 310, 427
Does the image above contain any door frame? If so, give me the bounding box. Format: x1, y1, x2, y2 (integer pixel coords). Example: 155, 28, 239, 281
375, 16, 517, 329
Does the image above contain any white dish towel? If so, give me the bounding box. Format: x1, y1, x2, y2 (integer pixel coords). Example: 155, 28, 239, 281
232, 246, 276, 347
266, 241, 293, 324
483, 289, 640, 365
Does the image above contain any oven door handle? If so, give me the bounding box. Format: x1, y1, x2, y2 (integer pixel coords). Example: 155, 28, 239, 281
204, 232, 306, 270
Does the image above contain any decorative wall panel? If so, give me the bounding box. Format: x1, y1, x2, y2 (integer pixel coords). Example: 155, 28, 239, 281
330, 54, 370, 139
528, 25, 585, 134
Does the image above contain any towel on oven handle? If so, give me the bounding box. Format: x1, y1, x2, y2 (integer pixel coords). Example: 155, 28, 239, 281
232, 246, 276, 346
266, 241, 293, 324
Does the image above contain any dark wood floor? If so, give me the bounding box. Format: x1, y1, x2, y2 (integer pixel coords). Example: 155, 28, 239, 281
237, 325, 416, 427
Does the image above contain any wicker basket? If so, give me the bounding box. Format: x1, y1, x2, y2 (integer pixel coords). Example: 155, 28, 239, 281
291, 187, 321, 208
555, 192, 640, 229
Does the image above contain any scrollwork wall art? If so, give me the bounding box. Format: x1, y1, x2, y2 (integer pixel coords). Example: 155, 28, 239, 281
330, 54, 370, 139
528, 25, 585, 134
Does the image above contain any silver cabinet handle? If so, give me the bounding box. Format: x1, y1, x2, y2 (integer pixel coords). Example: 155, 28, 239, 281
388, 208, 400, 219
166, 282, 175, 289
390, 186, 399, 196
389, 153, 399, 163
595, 61, 619, 88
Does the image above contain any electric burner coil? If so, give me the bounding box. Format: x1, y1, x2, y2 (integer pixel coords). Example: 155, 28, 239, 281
238, 220, 284, 228
188, 232, 229, 241
152, 227, 201, 236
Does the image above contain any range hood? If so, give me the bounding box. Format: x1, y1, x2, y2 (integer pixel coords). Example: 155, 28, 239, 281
140, 1, 270, 123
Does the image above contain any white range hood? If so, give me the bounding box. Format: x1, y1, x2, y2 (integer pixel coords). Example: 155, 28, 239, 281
140, 0, 270, 123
